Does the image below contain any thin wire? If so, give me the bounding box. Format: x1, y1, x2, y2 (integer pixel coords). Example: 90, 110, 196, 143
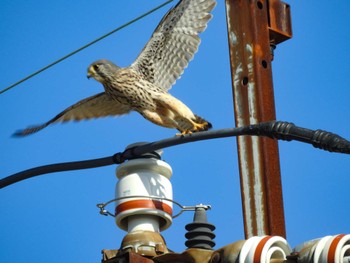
0, 0, 174, 95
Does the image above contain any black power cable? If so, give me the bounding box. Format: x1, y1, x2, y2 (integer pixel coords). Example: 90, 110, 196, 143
1, 121, 349, 189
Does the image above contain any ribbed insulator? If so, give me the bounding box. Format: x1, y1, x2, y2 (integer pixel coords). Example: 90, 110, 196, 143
185, 207, 216, 249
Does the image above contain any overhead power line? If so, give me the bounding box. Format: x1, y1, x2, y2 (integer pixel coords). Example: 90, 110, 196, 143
0, 0, 174, 95
1, 121, 350, 189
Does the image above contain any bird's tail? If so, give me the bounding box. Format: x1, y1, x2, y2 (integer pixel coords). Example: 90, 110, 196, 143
194, 115, 212, 131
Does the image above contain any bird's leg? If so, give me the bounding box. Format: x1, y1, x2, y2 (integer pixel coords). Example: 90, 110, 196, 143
175, 120, 208, 136
152, 95, 211, 134
175, 130, 193, 136
140, 110, 180, 129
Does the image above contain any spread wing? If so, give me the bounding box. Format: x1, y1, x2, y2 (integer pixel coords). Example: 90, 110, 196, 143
14, 92, 131, 136
131, 0, 216, 91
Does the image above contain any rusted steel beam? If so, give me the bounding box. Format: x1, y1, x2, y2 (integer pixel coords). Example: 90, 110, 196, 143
268, 0, 292, 44
225, 0, 291, 238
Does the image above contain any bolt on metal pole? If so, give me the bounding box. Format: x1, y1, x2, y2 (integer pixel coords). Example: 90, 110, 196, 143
225, 0, 292, 238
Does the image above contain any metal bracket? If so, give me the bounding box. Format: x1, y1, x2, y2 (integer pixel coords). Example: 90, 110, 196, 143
268, 0, 292, 44
97, 196, 211, 219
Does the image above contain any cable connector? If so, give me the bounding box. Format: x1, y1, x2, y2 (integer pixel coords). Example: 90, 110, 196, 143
253, 121, 350, 154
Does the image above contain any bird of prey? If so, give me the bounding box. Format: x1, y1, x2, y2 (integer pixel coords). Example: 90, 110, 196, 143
15, 0, 216, 137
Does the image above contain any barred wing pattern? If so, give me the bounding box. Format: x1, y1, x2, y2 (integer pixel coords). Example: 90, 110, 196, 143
14, 93, 131, 136
131, 0, 216, 91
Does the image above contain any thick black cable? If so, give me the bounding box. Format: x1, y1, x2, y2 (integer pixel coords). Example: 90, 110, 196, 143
1, 121, 349, 189
0, 156, 115, 189
116, 121, 350, 161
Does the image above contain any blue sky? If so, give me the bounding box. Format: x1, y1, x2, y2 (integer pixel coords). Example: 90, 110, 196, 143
1, 0, 349, 262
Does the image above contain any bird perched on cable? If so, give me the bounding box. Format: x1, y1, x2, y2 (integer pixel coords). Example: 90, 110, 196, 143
15, 0, 216, 137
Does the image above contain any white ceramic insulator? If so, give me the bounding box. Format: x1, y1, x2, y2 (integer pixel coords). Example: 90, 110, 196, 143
127, 215, 160, 233
115, 158, 173, 232
239, 235, 291, 263
320, 234, 350, 263
293, 234, 350, 263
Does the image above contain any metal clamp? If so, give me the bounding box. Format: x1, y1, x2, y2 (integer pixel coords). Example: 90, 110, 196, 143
96, 195, 211, 218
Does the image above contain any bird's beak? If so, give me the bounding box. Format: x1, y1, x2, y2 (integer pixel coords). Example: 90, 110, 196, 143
87, 67, 94, 79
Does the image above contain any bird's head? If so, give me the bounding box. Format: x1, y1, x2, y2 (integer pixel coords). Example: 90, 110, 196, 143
87, 59, 120, 83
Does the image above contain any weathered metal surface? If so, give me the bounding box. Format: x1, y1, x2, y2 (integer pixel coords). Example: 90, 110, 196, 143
102, 231, 169, 262
119, 231, 169, 257
268, 0, 293, 44
154, 248, 215, 263
102, 248, 216, 263
102, 251, 155, 263
225, 0, 288, 238
102, 239, 292, 262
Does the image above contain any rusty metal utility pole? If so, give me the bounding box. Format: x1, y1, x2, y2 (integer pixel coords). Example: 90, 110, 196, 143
225, 0, 292, 238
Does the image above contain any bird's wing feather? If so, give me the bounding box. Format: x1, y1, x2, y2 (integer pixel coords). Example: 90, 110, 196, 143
131, 0, 216, 91
14, 92, 131, 136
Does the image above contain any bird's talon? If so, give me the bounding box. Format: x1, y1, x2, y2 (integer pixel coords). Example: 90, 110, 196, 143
176, 130, 193, 136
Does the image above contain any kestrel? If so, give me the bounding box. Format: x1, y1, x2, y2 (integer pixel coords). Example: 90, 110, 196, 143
15, 0, 216, 137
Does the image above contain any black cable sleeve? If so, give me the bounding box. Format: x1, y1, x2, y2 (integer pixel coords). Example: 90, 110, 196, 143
256, 121, 350, 154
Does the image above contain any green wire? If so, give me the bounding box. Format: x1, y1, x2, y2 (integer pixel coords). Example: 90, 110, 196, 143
0, 0, 173, 95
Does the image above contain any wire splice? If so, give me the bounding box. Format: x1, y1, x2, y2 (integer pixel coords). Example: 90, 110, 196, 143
256, 121, 350, 153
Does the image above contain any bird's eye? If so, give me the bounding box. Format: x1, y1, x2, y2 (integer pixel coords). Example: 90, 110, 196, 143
93, 64, 99, 70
